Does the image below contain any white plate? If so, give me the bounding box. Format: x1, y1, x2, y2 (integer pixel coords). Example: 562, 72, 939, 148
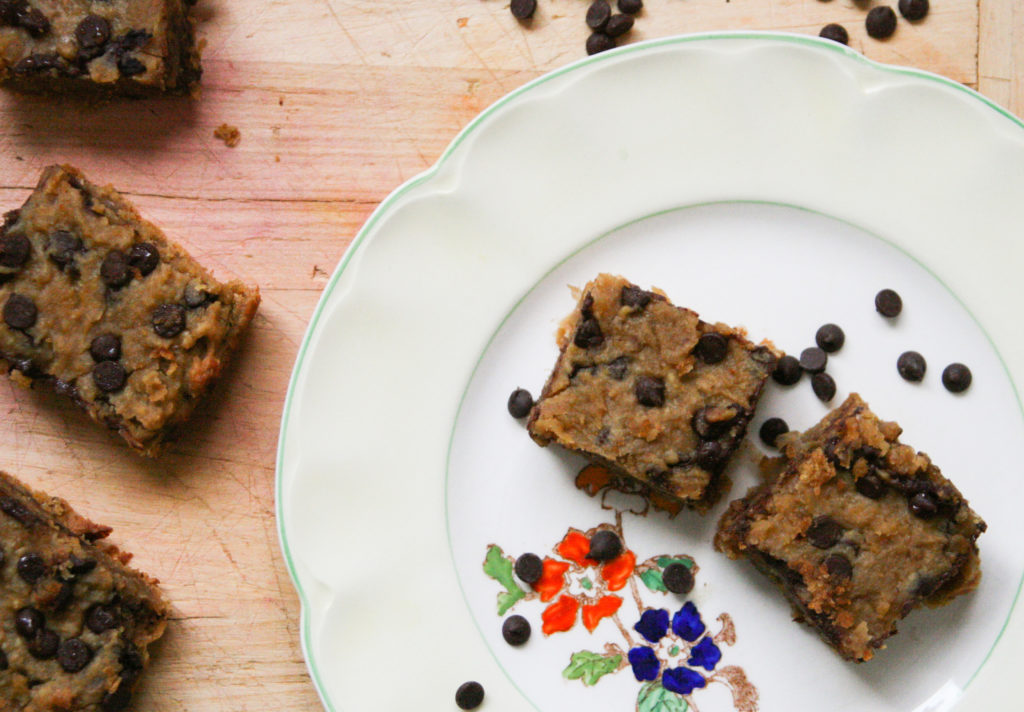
276, 33, 1024, 712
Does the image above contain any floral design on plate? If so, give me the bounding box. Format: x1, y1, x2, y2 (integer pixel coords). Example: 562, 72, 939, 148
483, 466, 759, 712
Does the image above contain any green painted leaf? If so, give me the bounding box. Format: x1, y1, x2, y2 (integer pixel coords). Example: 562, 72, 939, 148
483, 545, 526, 615
581, 577, 593, 590
656, 556, 694, 570
637, 681, 689, 712
669, 645, 680, 656
562, 650, 622, 686
641, 569, 666, 592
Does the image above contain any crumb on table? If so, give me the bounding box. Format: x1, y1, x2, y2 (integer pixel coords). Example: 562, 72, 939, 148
214, 124, 241, 148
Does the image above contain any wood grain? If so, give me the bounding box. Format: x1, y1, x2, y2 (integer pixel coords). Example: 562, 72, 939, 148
0, 1, 1018, 709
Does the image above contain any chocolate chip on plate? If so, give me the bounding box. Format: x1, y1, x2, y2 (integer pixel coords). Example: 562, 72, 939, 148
90, 333, 122, 362
856, 471, 887, 499
694, 333, 728, 364
819, 23, 849, 45
17, 552, 47, 582
897, 351, 926, 382
510, 0, 536, 20
806, 516, 844, 549
823, 552, 853, 579
586, 32, 615, 55
815, 324, 845, 353
127, 242, 159, 275
514, 553, 543, 584
15, 606, 43, 638
456, 681, 485, 710
618, 0, 642, 12
0, 232, 30, 268
620, 284, 652, 310
586, 0, 611, 30
942, 363, 972, 393
28, 628, 59, 660
875, 288, 902, 317
772, 355, 802, 386
898, 0, 928, 21
696, 440, 724, 470
58, 638, 93, 673
75, 14, 110, 48
502, 614, 531, 646
588, 530, 622, 562
152, 303, 186, 338
507, 388, 534, 418
759, 417, 789, 448
635, 375, 665, 407
909, 491, 938, 518
3, 293, 36, 329
662, 562, 695, 594
799, 347, 828, 374
574, 315, 604, 348
605, 13, 634, 37
100, 250, 132, 289
866, 6, 897, 39
812, 372, 837, 402
93, 361, 127, 393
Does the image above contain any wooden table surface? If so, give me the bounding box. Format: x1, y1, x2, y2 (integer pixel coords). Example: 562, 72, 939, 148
0, 1, 1020, 709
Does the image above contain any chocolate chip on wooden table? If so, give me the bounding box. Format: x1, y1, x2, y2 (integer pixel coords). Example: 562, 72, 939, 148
4, 293, 37, 329
806, 516, 844, 549
514, 553, 543, 584
618, 0, 642, 13
588, 529, 622, 561
456, 681, 485, 710
0, 232, 30, 268
510, 0, 536, 19
799, 347, 828, 373
866, 6, 897, 39
772, 354, 802, 385
898, 0, 928, 21
94, 361, 127, 393
85, 604, 119, 633
1, 495, 36, 525
28, 628, 59, 659
58, 638, 93, 673
68, 555, 96, 575
586, 32, 615, 55
620, 284, 652, 309
823, 552, 853, 580
152, 303, 186, 338
90, 333, 122, 362
574, 315, 604, 348
811, 372, 836, 402
875, 288, 902, 317
815, 323, 845, 353
694, 333, 728, 364
17, 5, 49, 37
127, 242, 159, 274
15, 606, 43, 638
75, 14, 110, 48
662, 562, 695, 594
635, 375, 665, 407
586, 0, 611, 30
819, 23, 849, 45
502, 614, 531, 645
507, 388, 534, 418
48, 230, 83, 272
942, 363, 972, 393
100, 250, 132, 288
18, 551, 47, 582
759, 417, 789, 447
897, 351, 926, 382
605, 13, 634, 37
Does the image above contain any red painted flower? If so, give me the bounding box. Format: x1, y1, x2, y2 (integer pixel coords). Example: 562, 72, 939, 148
531, 528, 636, 635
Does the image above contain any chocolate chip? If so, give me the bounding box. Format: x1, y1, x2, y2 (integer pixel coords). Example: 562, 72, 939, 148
86, 604, 120, 633
942, 363, 972, 393
93, 361, 127, 393
75, 14, 110, 48
510, 0, 536, 19
799, 347, 827, 373
0, 649, 7, 670
100, 250, 132, 289
694, 333, 728, 364
12, 52, 60, 74
117, 55, 146, 77
456, 681, 485, 710
909, 491, 938, 518
568, 363, 596, 381
635, 375, 665, 407
502, 614, 531, 645
620, 284, 652, 310
90, 333, 122, 362
823, 553, 853, 580
127, 243, 159, 274
662, 562, 694, 594
607, 355, 630, 380
811, 372, 836, 402
897, 351, 926, 382
152, 303, 186, 338
586, 0, 611, 30
15, 607, 43, 638
0, 232, 30, 268
17, 5, 49, 36
875, 288, 902, 317
815, 324, 845, 353
759, 417, 789, 447
573, 315, 604, 348
588, 530, 622, 561
605, 13, 634, 37
692, 405, 740, 439
0, 0, 21, 25
586, 32, 615, 55
507, 388, 533, 418
866, 6, 897, 39
819, 23, 849, 44
855, 471, 887, 499
28, 629, 59, 659
898, 0, 928, 20
17, 552, 47, 582
48, 230, 83, 272
4, 293, 37, 329
618, 0, 642, 12
806, 516, 843, 549
58, 638, 93, 672
514, 553, 543, 584
1, 496, 36, 525
772, 355, 802, 386
68, 555, 97, 575
696, 440, 724, 470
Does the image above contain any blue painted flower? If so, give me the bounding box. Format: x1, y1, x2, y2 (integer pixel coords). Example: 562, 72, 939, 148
663, 666, 707, 695
687, 636, 721, 671
627, 645, 660, 681
671, 601, 705, 641
627, 602, 720, 690
634, 608, 669, 643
